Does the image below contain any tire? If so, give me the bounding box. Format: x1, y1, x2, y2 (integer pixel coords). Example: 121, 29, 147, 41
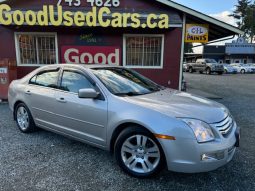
189, 67, 193, 73
241, 69, 245, 74
114, 127, 165, 178
15, 103, 37, 133
199, 71, 203, 74
206, 68, 211, 75
218, 72, 223, 75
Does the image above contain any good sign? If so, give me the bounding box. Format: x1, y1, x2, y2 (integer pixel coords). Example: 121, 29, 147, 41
185, 24, 209, 43
0, 4, 169, 29
62, 46, 120, 65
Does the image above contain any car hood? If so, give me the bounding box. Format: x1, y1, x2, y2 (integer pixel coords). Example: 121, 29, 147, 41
123, 89, 228, 124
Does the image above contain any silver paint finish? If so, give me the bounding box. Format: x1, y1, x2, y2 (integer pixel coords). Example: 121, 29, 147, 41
8, 64, 238, 173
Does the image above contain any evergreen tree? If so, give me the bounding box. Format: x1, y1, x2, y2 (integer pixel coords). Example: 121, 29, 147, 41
230, 0, 251, 29
230, 0, 255, 42
244, 2, 255, 42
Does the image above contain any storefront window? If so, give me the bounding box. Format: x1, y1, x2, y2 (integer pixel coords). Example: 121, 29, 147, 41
124, 35, 164, 68
15, 33, 58, 66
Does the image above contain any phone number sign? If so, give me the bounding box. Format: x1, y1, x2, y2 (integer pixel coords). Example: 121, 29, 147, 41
58, 0, 120, 7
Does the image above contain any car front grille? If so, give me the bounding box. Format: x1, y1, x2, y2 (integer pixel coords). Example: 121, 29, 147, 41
212, 115, 234, 137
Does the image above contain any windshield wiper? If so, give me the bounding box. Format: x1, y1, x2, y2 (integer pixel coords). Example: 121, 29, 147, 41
115, 92, 144, 96
149, 85, 165, 92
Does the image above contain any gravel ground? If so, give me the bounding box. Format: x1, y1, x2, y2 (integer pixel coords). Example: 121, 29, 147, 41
0, 73, 255, 191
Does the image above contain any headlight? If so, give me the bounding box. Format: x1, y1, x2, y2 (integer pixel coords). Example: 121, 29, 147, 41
181, 119, 215, 143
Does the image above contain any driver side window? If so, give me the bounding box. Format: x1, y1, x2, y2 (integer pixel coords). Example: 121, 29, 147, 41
60, 71, 94, 93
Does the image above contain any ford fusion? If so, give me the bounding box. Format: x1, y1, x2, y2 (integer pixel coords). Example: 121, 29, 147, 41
8, 64, 240, 178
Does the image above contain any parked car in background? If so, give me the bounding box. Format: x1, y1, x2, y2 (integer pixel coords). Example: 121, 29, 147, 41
247, 64, 255, 73
186, 59, 224, 75
221, 64, 238, 74
8, 64, 240, 178
230, 63, 253, 74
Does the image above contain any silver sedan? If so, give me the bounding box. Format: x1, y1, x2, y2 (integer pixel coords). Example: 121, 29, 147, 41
8, 64, 240, 178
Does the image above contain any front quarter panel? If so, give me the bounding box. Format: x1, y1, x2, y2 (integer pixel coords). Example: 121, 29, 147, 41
106, 97, 196, 149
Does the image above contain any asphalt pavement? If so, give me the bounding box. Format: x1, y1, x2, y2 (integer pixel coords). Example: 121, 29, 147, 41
0, 73, 255, 191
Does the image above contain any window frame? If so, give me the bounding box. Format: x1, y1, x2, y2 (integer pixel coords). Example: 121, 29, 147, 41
15, 32, 59, 67
58, 68, 105, 100
28, 68, 61, 89
123, 34, 164, 69
59, 70, 95, 94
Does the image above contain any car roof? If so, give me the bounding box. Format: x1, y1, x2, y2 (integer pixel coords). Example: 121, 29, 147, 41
71, 64, 123, 69
40, 64, 124, 70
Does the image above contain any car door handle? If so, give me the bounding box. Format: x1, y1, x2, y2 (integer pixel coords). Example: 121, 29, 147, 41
25, 90, 31, 95
56, 97, 67, 103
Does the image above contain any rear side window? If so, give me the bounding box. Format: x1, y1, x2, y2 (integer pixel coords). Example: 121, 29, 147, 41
60, 71, 94, 93
29, 70, 59, 88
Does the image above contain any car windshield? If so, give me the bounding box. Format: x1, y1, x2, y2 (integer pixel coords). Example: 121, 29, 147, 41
205, 59, 217, 63
91, 68, 164, 96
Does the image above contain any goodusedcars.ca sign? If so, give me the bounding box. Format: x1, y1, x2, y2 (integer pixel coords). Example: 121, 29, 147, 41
0, 2, 169, 29
185, 24, 209, 43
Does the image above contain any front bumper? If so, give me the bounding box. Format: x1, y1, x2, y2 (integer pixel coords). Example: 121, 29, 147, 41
227, 70, 237, 74
211, 69, 224, 72
158, 123, 239, 173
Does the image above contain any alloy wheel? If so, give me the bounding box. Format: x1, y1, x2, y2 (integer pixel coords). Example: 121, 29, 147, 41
17, 106, 30, 131
121, 135, 160, 174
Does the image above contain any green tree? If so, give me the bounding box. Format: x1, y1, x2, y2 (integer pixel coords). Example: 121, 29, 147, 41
244, 3, 255, 42
230, 0, 255, 42
230, 0, 251, 28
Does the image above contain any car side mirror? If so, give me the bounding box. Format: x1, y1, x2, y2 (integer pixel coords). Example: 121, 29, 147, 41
78, 88, 100, 99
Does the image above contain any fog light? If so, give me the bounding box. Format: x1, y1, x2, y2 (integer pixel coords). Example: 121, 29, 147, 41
201, 154, 217, 161
201, 152, 224, 161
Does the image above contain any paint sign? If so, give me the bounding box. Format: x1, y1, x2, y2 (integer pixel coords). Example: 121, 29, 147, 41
62, 46, 121, 65
0, 67, 7, 74
185, 24, 209, 43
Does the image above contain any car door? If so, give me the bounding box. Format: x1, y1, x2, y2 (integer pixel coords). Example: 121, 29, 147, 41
25, 68, 61, 128
231, 64, 240, 72
195, 61, 203, 71
197, 60, 206, 71
54, 69, 108, 146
